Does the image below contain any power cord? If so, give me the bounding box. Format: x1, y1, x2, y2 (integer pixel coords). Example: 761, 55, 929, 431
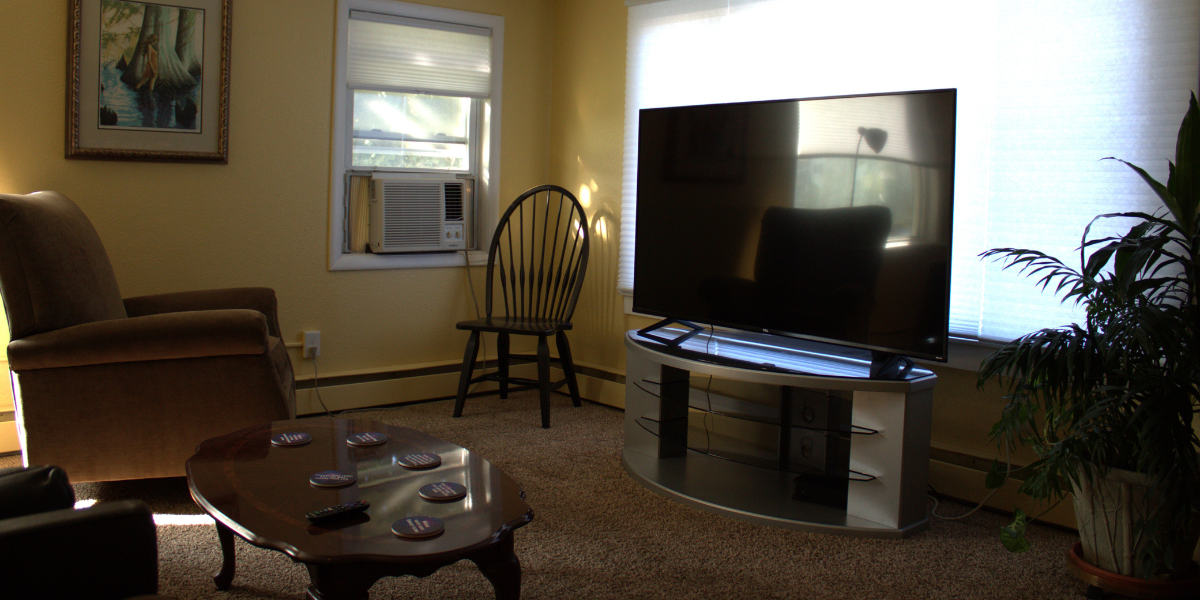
309, 354, 335, 417
461, 250, 492, 396
702, 325, 715, 454
928, 443, 1012, 520
300, 250, 490, 420
305, 356, 388, 419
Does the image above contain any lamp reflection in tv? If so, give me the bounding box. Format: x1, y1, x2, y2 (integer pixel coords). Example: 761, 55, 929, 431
850, 126, 888, 206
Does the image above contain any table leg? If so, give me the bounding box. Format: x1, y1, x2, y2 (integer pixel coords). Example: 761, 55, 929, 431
304, 563, 380, 600
472, 533, 522, 600
213, 521, 236, 590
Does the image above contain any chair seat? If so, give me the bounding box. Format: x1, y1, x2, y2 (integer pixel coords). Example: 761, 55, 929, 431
456, 316, 573, 336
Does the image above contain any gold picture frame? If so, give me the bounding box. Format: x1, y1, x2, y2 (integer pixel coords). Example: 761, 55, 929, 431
66, 0, 230, 163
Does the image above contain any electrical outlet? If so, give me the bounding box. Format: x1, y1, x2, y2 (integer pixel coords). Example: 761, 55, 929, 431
303, 331, 321, 358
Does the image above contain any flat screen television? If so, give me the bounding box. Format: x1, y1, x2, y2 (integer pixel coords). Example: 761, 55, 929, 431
633, 89, 955, 375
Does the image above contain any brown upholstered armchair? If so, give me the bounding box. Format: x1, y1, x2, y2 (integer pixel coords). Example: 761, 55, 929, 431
0, 191, 296, 482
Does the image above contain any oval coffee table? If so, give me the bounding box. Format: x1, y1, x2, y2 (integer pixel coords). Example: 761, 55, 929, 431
186, 418, 534, 600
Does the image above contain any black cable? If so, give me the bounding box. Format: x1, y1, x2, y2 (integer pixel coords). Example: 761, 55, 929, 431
702, 325, 715, 454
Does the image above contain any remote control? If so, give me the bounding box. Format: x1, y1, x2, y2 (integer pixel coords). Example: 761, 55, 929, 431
305, 500, 370, 521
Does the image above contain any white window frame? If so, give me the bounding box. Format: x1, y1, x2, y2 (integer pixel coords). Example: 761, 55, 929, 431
329, 0, 503, 270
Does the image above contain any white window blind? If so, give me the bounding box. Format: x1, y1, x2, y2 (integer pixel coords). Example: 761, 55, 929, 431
348, 11, 492, 98
620, 0, 1200, 344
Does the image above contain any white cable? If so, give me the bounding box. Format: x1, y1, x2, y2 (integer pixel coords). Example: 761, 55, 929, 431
929, 443, 1012, 521
461, 250, 492, 396
309, 355, 335, 417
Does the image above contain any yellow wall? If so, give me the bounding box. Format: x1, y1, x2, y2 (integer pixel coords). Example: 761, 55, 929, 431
0, 0, 554, 385
547, 0, 630, 375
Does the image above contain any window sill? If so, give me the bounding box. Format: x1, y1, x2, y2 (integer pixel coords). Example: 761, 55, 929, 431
331, 249, 488, 271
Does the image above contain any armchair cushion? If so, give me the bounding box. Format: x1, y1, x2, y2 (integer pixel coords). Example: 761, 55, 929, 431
7, 309, 271, 370
0, 191, 126, 339
0, 464, 74, 519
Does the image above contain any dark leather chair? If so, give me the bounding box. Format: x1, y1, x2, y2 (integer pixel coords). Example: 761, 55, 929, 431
0, 192, 296, 482
0, 465, 169, 600
452, 185, 590, 428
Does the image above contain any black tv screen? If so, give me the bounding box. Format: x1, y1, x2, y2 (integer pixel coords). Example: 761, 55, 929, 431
633, 89, 955, 362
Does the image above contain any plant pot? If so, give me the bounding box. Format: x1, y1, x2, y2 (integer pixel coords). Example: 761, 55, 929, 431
1067, 542, 1200, 600
1071, 466, 1200, 580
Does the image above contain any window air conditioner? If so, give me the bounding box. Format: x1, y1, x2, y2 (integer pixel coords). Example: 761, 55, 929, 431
369, 176, 470, 253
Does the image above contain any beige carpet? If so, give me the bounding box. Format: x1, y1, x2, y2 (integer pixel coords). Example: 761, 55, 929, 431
1, 391, 1086, 599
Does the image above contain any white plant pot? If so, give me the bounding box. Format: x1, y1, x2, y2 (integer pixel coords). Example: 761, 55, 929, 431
1071, 466, 1200, 580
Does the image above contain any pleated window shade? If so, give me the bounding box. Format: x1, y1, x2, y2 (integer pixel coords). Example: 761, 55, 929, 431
347, 11, 492, 97
620, 0, 1200, 344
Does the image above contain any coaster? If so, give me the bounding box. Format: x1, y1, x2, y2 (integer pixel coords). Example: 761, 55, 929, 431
418, 482, 467, 502
392, 516, 444, 539
396, 453, 442, 469
346, 432, 388, 447
309, 470, 357, 488
271, 432, 312, 447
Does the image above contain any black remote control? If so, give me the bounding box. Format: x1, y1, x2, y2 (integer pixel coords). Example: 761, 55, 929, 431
305, 500, 370, 521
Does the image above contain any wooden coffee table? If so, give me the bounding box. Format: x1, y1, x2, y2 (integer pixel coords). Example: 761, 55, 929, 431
186, 418, 534, 600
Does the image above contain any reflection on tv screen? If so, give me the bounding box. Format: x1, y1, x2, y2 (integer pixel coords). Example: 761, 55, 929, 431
633, 89, 955, 361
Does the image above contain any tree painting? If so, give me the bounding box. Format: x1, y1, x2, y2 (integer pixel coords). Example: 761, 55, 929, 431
98, 1, 204, 132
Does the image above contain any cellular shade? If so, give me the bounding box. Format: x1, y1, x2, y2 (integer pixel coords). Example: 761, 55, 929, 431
347, 11, 492, 98
621, 0, 1200, 344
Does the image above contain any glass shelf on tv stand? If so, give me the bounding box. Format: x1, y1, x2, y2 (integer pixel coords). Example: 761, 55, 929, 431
631, 381, 880, 478
622, 329, 937, 539
629, 326, 934, 382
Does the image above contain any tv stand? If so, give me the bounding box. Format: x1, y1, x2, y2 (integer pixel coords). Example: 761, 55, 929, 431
621, 328, 936, 538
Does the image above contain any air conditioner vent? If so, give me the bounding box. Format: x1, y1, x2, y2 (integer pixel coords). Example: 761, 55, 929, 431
369, 177, 471, 253
444, 182, 465, 221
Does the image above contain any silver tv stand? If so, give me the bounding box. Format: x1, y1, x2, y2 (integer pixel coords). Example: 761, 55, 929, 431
622, 328, 936, 538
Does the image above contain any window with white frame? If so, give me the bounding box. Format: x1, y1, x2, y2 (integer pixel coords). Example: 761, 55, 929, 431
620, 0, 1200, 345
330, 1, 503, 270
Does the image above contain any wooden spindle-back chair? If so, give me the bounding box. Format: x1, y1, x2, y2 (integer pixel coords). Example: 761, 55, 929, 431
452, 185, 590, 428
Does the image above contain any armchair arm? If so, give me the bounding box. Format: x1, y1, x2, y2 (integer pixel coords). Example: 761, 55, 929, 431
0, 465, 74, 519
7, 309, 270, 370
124, 287, 284, 337
0, 500, 158, 600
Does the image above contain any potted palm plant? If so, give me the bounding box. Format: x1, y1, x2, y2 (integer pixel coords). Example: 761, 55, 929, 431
977, 94, 1200, 585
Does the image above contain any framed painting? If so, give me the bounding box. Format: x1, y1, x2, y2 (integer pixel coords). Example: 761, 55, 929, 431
66, 0, 230, 163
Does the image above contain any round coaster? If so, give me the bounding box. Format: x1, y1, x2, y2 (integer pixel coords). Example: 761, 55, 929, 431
271, 432, 312, 447
396, 453, 442, 469
346, 432, 388, 447
392, 516, 445, 539
418, 482, 467, 502
309, 470, 357, 488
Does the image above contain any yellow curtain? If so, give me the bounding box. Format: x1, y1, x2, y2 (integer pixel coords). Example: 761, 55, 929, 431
347, 175, 371, 253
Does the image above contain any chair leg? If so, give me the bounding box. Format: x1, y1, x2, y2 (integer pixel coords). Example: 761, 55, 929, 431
536, 335, 552, 429
497, 332, 510, 399
453, 331, 481, 418
556, 331, 583, 408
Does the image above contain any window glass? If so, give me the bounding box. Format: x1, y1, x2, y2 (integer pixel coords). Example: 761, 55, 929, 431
351, 91, 472, 171
795, 157, 917, 240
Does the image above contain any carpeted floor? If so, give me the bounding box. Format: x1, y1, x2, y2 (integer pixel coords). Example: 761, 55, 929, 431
1, 391, 1087, 599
